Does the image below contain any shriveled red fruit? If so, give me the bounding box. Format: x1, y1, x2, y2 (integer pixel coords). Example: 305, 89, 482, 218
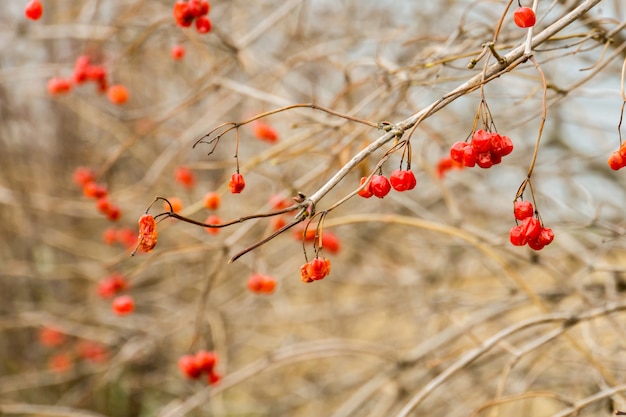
39, 327, 66, 347
449, 142, 468, 164
308, 258, 331, 281
107, 85, 129, 105
194, 350, 217, 373
204, 215, 221, 235
178, 354, 202, 379
514, 200, 534, 220
370, 175, 391, 198
358, 177, 373, 198
389, 170, 417, 192
229, 172, 245, 194
253, 122, 279, 143
514, 7, 536, 28
195, 16, 212, 34
171, 44, 185, 60
112, 295, 135, 315
24, 0, 43, 20
527, 237, 545, 251
471, 130, 492, 153
137, 214, 158, 253
73, 166, 95, 187
175, 166, 196, 188
509, 225, 527, 246
608, 151, 624, 170
203, 192, 221, 210
47, 78, 72, 95
519, 217, 541, 240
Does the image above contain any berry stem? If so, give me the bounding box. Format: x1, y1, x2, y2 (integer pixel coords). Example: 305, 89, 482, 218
525, 56, 547, 180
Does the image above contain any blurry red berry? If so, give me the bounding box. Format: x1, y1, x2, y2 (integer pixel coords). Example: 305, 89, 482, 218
175, 166, 196, 188
117, 227, 138, 249
85, 65, 107, 83
173, 1, 194, 27
97, 273, 128, 298
105, 205, 122, 221
48, 353, 72, 373
39, 327, 66, 347
102, 227, 117, 245
271, 216, 287, 231
370, 175, 391, 198
514, 200, 534, 220
269, 194, 292, 210
72, 167, 96, 187
204, 215, 221, 235
83, 182, 108, 199
207, 370, 221, 385
112, 295, 134, 315
608, 151, 624, 170
194, 350, 217, 372
76, 340, 109, 363
166, 197, 183, 213
436, 156, 464, 178
195, 16, 212, 34
178, 354, 202, 379
96, 197, 111, 214
514, 7, 536, 28
253, 122, 279, 143
229, 172, 245, 194
203, 192, 221, 210
107, 84, 129, 105
321, 231, 341, 254
47, 78, 72, 95
171, 44, 186, 60
24, 0, 43, 20
247, 273, 276, 294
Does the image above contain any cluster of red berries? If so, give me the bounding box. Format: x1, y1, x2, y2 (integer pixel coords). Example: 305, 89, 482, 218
39, 327, 109, 373
247, 273, 277, 294
47, 56, 129, 105
509, 200, 554, 250
96, 272, 135, 315
608, 143, 626, 170
24, 0, 43, 20
173, 0, 212, 34
73, 167, 122, 221
449, 130, 514, 169
300, 257, 331, 283
178, 350, 221, 385
513, 6, 536, 28
358, 169, 417, 198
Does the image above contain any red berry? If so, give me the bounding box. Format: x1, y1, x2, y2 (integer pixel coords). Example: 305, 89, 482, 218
195, 16, 212, 34
509, 225, 527, 246
272, 216, 287, 231
537, 227, 554, 246
24, 0, 43, 20
85, 65, 107, 83
608, 151, 624, 170
171, 44, 185, 60
269, 194, 293, 210
173, 1, 194, 27
48, 353, 72, 373
97, 273, 128, 298
247, 273, 276, 294
229, 172, 245, 194
321, 231, 341, 254
514, 7, 536, 28
39, 327, 66, 347
253, 122, 279, 143
166, 197, 183, 213
527, 237, 546, 251
194, 350, 217, 372
102, 227, 117, 245
471, 130, 492, 153
137, 214, 158, 253
389, 169, 417, 192
72, 167, 96, 187
112, 295, 135, 315
358, 176, 373, 198
449, 142, 468, 164
513, 200, 534, 220
462, 146, 477, 167
117, 227, 138, 249
491, 134, 514, 156
520, 217, 541, 240
47, 78, 72, 95
105, 205, 121, 221
490, 151, 502, 165
476, 152, 493, 169
73, 56, 90, 84
178, 354, 202, 379
370, 175, 391, 198
76, 340, 109, 363
301, 257, 331, 282
203, 192, 221, 210
207, 370, 221, 385
174, 166, 196, 188
204, 215, 221, 235
107, 84, 129, 105
436, 156, 464, 178
82, 182, 108, 199
96, 197, 111, 214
